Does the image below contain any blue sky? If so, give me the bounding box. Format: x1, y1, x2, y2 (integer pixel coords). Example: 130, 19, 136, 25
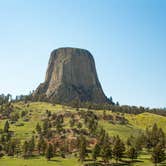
0, 0, 166, 108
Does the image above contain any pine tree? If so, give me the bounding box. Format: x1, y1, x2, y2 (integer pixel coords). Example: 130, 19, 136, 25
158, 128, 165, 148
113, 136, 125, 163
43, 120, 49, 135
145, 123, 165, 151
55, 118, 63, 134
0, 144, 2, 152
126, 137, 132, 147
151, 143, 165, 166
101, 145, 112, 164
22, 141, 29, 158
92, 143, 100, 162
145, 127, 152, 150
37, 136, 46, 155
134, 134, 144, 152
127, 146, 138, 161
7, 139, 20, 156
78, 134, 87, 162
4, 121, 9, 133
69, 117, 75, 127
98, 127, 106, 145
36, 123, 42, 134
45, 143, 54, 161
0, 144, 3, 157
41, 139, 47, 155
28, 136, 35, 156
151, 123, 159, 147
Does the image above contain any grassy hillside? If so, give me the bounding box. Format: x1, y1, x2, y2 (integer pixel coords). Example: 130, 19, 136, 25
125, 112, 166, 132
0, 102, 166, 166
1, 102, 166, 141
0, 156, 78, 166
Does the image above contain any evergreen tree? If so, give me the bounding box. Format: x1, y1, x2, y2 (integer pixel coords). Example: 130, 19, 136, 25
98, 127, 106, 145
151, 143, 165, 166
55, 117, 63, 133
158, 128, 165, 148
45, 143, 54, 161
92, 143, 100, 162
103, 110, 107, 120
22, 141, 29, 158
37, 136, 47, 155
28, 136, 35, 156
101, 145, 112, 164
151, 123, 159, 147
134, 134, 144, 152
0, 144, 2, 152
145, 123, 165, 150
4, 121, 9, 133
69, 117, 75, 127
7, 139, 20, 156
36, 123, 42, 134
126, 137, 132, 147
127, 147, 138, 161
43, 120, 49, 135
78, 134, 87, 162
113, 136, 125, 163
0, 144, 3, 158
145, 127, 153, 150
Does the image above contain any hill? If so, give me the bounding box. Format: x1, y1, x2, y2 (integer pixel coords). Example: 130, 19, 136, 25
0, 102, 166, 166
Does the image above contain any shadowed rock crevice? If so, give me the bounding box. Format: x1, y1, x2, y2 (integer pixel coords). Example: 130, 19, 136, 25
34, 47, 109, 104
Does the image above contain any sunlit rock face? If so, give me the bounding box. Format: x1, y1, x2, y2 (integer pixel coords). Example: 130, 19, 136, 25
34, 47, 109, 104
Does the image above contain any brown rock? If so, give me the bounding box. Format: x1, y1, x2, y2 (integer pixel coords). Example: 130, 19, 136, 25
34, 47, 109, 104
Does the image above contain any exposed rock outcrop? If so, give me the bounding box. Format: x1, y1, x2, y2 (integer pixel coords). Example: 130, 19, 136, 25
34, 47, 109, 104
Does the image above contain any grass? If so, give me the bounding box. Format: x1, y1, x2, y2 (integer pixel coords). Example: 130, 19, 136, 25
0, 102, 166, 165
1, 154, 166, 166
1, 101, 166, 141
132, 153, 166, 166
125, 112, 166, 133
0, 156, 79, 166
99, 120, 142, 140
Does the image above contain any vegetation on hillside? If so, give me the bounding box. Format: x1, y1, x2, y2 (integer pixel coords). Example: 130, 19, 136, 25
0, 94, 166, 165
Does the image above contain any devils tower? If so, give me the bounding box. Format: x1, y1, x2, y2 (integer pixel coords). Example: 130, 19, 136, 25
33, 47, 109, 104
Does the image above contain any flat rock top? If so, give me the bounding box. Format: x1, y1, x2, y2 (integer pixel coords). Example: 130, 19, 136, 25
49, 47, 93, 62
51, 47, 91, 54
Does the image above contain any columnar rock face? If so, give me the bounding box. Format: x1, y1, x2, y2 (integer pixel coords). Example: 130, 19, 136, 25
34, 47, 109, 104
